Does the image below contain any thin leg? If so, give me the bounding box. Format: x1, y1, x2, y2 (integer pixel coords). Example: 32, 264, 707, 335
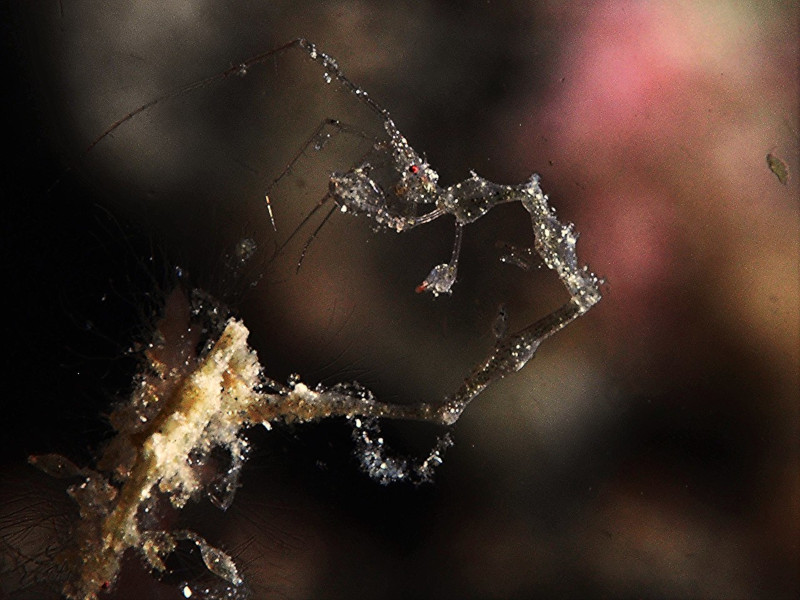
296, 204, 338, 273
271, 192, 332, 263
267, 122, 394, 269
266, 118, 371, 198
265, 118, 372, 230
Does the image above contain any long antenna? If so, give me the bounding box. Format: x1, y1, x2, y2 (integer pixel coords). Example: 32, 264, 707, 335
83, 38, 392, 155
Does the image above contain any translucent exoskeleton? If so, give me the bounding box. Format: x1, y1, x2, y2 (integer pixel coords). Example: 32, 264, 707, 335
81, 35, 603, 435
255, 40, 603, 419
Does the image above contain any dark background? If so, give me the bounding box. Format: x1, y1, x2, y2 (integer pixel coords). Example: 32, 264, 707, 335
2, 2, 798, 599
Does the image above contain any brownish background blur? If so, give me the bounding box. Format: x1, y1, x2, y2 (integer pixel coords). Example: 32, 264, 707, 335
2, 1, 798, 598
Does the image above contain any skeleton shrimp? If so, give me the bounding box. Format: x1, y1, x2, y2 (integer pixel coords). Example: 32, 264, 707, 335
82, 37, 602, 426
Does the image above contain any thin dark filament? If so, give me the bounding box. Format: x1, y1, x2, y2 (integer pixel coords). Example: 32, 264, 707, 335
85, 39, 302, 154
296, 204, 337, 273
271, 193, 331, 263
84, 39, 389, 156
265, 119, 340, 200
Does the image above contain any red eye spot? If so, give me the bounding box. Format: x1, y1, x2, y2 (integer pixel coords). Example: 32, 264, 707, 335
409, 165, 420, 174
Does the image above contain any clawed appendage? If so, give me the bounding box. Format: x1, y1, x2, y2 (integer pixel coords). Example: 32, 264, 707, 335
38, 39, 603, 600
415, 223, 463, 295
416, 262, 458, 295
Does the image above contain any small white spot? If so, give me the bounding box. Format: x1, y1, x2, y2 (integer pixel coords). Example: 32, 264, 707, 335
182, 585, 193, 598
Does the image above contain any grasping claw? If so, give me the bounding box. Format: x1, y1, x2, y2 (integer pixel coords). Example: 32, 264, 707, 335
415, 263, 457, 296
